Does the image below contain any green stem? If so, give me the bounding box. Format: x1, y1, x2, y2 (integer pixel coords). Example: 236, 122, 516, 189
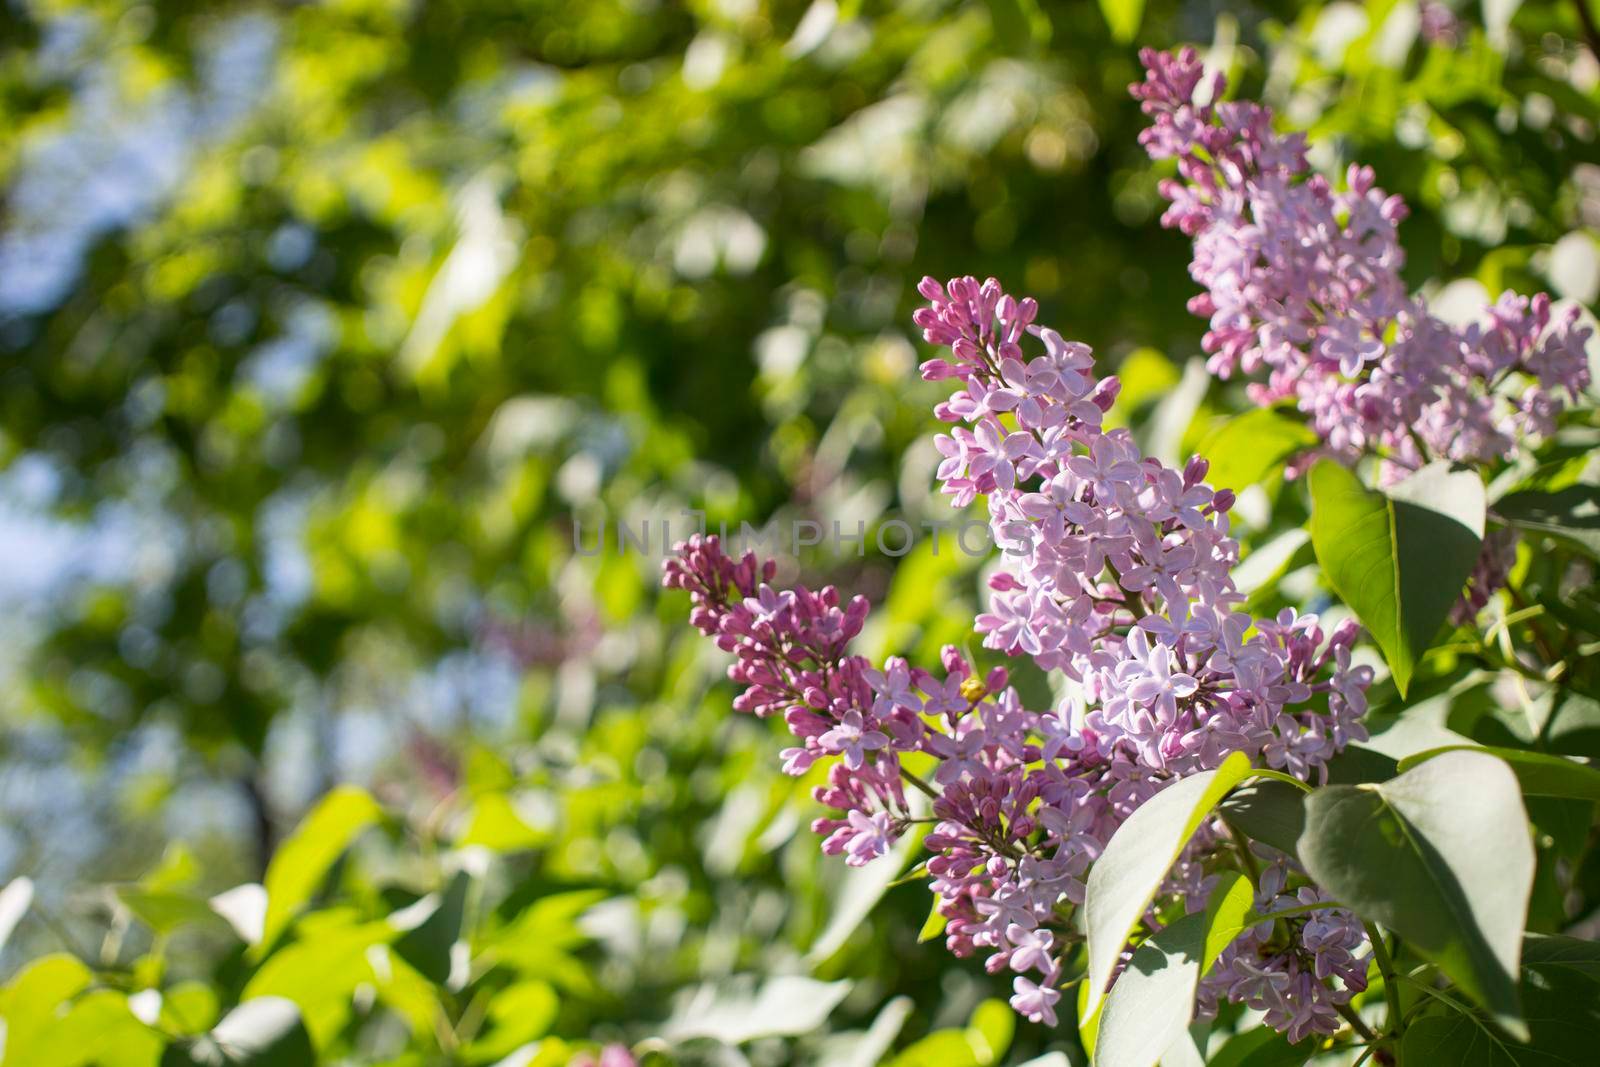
1338, 1002, 1379, 1043
1220, 816, 1261, 882
899, 767, 938, 800
1367, 922, 1406, 1048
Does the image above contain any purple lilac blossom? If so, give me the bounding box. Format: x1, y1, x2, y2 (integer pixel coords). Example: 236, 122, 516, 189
1132, 46, 1591, 476
663, 276, 1376, 1039
1132, 47, 1592, 625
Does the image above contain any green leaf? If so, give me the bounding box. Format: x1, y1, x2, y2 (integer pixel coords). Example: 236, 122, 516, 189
258, 786, 382, 952
159, 982, 222, 1036
241, 917, 395, 1046
1078, 979, 1102, 1060
806, 823, 927, 965
1544, 687, 1600, 758
888, 1030, 988, 1067
1096, 0, 1145, 43
1082, 751, 1253, 1020
1397, 745, 1600, 801
480, 888, 604, 991
1521, 933, 1600, 985
1494, 484, 1600, 560
1205, 1027, 1316, 1067
117, 889, 223, 935
1399, 947, 1600, 1065
1219, 745, 1396, 855
967, 998, 1014, 1064
918, 896, 948, 943
392, 870, 470, 984
160, 997, 316, 1067
1197, 407, 1317, 493
1296, 750, 1534, 1037
1095, 910, 1206, 1067
1107, 348, 1181, 430
454, 792, 551, 851
28, 988, 163, 1067
459, 980, 559, 1063
1201, 872, 1257, 974
0, 954, 94, 1057
1308, 459, 1486, 696
986, 0, 1051, 52
1235, 529, 1311, 598
1219, 782, 1306, 856
1093, 875, 1251, 1067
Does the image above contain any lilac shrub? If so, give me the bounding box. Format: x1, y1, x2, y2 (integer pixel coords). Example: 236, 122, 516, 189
1133, 47, 1593, 622
664, 274, 1374, 1037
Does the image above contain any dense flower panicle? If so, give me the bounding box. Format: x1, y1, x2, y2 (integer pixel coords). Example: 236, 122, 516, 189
665, 275, 1376, 1037
1132, 47, 1591, 475
915, 274, 1371, 780
1198, 859, 1370, 1042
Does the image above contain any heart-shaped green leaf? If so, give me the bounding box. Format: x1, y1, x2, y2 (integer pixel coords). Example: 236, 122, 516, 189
1399, 933, 1600, 1065
1309, 459, 1486, 696
1296, 751, 1534, 1038
1082, 751, 1252, 1020
1397, 745, 1600, 802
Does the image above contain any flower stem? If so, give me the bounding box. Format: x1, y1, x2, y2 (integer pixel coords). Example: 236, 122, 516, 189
899, 766, 939, 800
1337, 1002, 1378, 1043
1220, 815, 1262, 884
1366, 922, 1406, 1052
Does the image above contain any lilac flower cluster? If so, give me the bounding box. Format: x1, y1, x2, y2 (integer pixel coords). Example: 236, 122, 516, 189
664, 276, 1375, 1039
1132, 47, 1591, 477
1198, 861, 1369, 1043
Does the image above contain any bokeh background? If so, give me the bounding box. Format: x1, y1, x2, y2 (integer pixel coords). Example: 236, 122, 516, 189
1, 0, 1597, 1063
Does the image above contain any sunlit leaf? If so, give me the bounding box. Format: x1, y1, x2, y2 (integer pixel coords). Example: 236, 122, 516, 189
1200, 872, 1257, 974
1197, 407, 1316, 493
459, 981, 559, 1063
1095, 909, 1206, 1067
1309, 459, 1486, 696
1398, 745, 1600, 801
29, 989, 163, 1067
258, 787, 382, 952
918, 896, 948, 943
1082, 752, 1253, 1020
1097, 0, 1145, 43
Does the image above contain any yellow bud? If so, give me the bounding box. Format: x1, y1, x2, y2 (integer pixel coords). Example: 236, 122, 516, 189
959, 675, 988, 703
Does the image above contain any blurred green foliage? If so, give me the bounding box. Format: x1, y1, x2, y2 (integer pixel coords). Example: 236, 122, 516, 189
0, 0, 1596, 1064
